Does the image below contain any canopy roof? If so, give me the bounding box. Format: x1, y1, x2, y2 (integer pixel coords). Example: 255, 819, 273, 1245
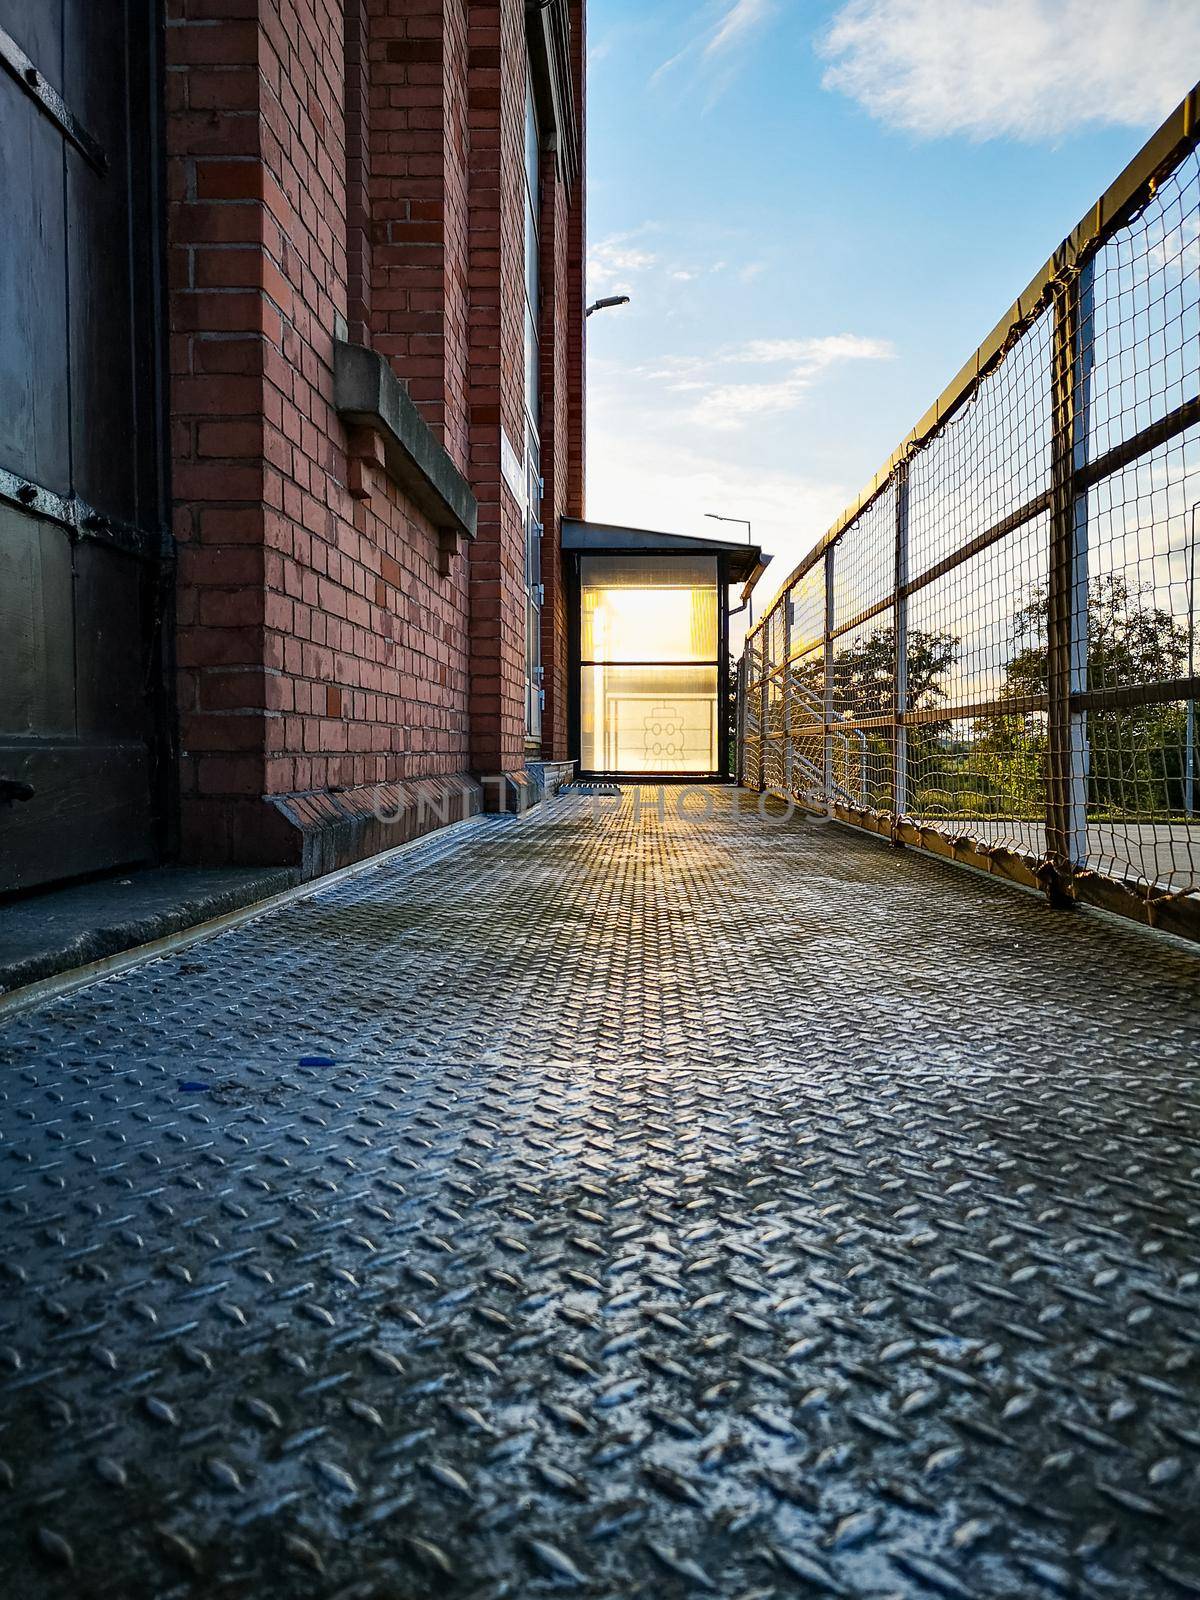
562, 518, 770, 596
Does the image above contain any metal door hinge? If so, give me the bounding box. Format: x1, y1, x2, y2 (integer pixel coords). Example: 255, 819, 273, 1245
0, 778, 35, 807
0, 24, 107, 171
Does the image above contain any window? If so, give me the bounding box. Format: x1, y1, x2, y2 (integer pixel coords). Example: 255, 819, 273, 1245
522, 76, 540, 433
522, 71, 543, 741
579, 556, 721, 774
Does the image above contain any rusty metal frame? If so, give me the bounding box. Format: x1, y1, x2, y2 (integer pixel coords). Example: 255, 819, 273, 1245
1045, 272, 1088, 885
739, 81, 1200, 945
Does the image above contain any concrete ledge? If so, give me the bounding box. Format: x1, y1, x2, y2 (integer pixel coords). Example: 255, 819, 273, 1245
526, 759, 576, 802
476, 770, 542, 815
334, 341, 478, 559
270, 773, 484, 877
0, 866, 298, 996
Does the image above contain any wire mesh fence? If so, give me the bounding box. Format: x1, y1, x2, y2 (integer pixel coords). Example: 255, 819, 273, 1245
739, 86, 1200, 942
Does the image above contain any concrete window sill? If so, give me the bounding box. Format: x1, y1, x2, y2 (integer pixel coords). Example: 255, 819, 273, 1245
333, 341, 478, 574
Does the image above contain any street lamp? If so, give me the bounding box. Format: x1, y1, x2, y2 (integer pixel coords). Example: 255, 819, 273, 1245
706, 511, 754, 626
585, 295, 630, 318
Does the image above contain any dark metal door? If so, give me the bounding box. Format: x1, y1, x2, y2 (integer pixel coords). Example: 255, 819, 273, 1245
0, 1, 167, 894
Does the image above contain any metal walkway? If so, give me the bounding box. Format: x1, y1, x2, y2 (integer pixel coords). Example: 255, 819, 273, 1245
2, 788, 1199, 1599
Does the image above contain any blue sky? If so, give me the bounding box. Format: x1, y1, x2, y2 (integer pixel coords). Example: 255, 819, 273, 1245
583, 0, 1200, 626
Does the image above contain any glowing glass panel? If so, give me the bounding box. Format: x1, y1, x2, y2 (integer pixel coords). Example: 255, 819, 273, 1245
580, 556, 718, 663
580, 664, 719, 773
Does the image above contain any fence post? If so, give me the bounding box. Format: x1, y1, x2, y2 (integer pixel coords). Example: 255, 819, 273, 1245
781, 592, 793, 796
1046, 264, 1093, 893
893, 464, 910, 826
823, 549, 835, 816
735, 653, 747, 786
754, 636, 766, 791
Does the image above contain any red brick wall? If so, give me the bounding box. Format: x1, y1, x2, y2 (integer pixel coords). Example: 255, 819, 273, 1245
366, 0, 470, 469
566, 0, 586, 522
344, 0, 372, 345
167, 0, 273, 857
168, 0, 471, 863
443, 0, 472, 471
465, 0, 529, 785
537, 0, 586, 761
538, 148, 570, 761
165, 0, 584, 861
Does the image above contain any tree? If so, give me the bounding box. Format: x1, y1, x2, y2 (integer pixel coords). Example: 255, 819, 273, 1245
999, 572, 1186, 700
747, 619, 961, 810
831, 624, 958, 722
829, 623, 960, 810
976, 574, 1189, 816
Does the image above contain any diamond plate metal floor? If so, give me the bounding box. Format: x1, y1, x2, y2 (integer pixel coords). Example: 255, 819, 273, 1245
2, 788, 1199, 1600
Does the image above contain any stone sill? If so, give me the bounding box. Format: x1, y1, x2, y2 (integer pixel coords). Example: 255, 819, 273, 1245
333, 341, 478, 574
526, 759, 577, 803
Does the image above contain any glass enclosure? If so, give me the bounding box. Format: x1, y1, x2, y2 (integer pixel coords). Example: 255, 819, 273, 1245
580, 555, 720, 773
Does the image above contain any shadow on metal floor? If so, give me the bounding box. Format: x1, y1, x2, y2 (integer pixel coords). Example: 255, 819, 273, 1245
1, 788, 1198, 1598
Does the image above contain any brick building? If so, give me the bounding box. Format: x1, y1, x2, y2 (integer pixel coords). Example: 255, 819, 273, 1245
0, 0, 585, 893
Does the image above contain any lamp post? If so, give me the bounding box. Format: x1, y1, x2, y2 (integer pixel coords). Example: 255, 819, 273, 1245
585, 295, 630, 318
706, 512, 754, 626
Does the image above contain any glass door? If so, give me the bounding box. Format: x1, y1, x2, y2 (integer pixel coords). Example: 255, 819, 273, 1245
579, 555, 720, 774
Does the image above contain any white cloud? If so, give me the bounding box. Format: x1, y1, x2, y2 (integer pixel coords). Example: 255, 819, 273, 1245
653, 0, 777, 92
588, 235, 754, 298
1148, 207, 1200, 273
584, 423, 852, 642
819, 0, 1200, 141
587, 234, 659, 294
727, 334, 894, 365
586, 328, 895, 636
685, 334, 895, 428
601, 335, 893, 427
704, 0, 775, 57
